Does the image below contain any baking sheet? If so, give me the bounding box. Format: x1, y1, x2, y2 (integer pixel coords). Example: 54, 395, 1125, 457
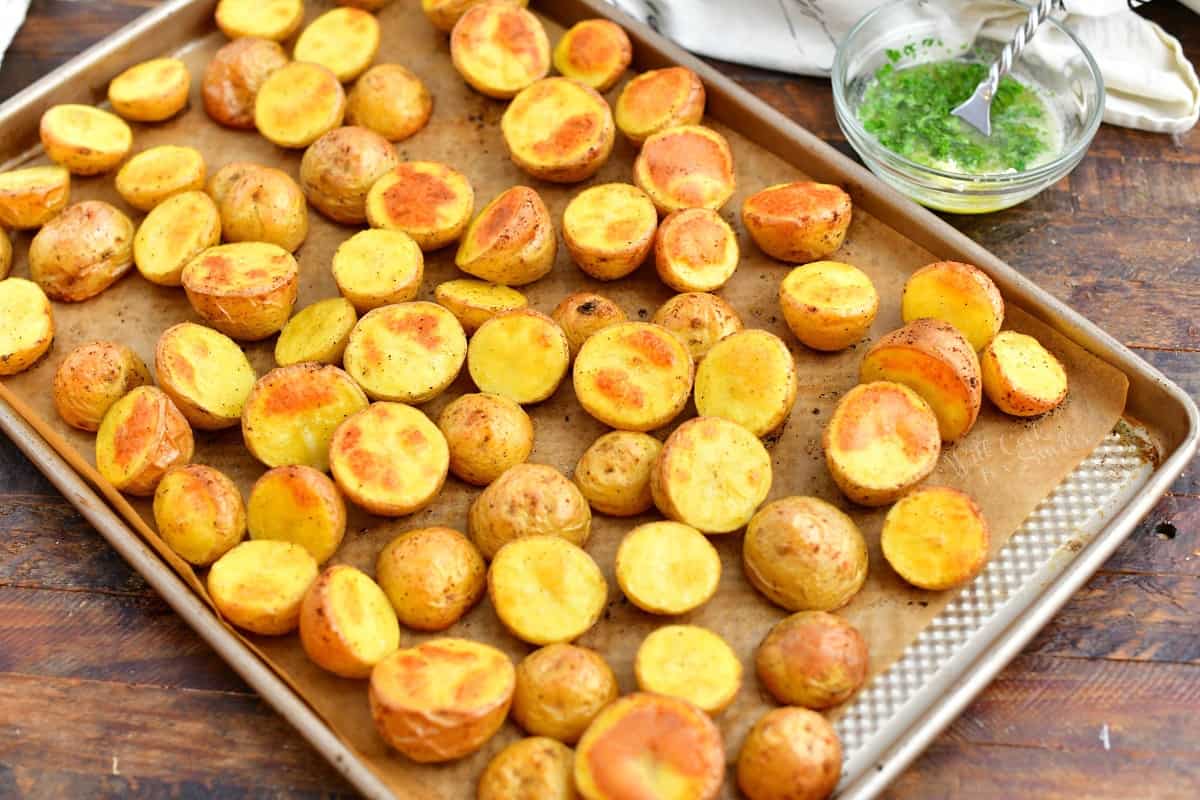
0, 0, 1129, 796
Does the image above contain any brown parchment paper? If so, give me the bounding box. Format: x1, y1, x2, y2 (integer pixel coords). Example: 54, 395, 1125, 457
0, 0, 1129, 796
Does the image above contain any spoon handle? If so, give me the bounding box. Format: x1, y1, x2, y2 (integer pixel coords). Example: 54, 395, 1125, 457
982, 0, 1055, 99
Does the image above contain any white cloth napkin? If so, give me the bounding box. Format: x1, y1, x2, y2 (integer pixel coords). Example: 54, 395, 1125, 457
608, 0, 1200, 133
0, 0, 30, 74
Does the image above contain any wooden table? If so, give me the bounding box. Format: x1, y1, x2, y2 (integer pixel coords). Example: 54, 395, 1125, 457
1, 1, 1197, 797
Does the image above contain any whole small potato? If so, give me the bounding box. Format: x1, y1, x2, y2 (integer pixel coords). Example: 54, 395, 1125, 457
742, 181, 852, 264
153, 464, 246, 566
478, 737, 577, 800
29, 201, 134, 302
202, 37, 289, 130
376, 526, 486, 631
208, 540, 318, 636
469, 463, 591, 559
756, 611, 868, 709
737, 707, 842, 800
437, 393, 534, 486
652, 291, 743, 360
513, 643, 617, 743
347, 64, 432, 142
551, 292, 627, 358
573, 431, 661, 517
52, 341, 151, 432
108, 57, 191, 122
300, 126, 399, 225
208, 163, 308, 252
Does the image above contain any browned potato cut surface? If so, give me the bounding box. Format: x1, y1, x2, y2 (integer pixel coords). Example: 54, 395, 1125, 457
652, 291, 742, 360
654, 207, 738, 292
455, 185, 555, 285
29, 200, 133, 302
0, 279, 53, 377
882, 486, 990, 590
156, 322, 256, 430
438, 392, 534, 486
275, 297, 357, 366
434, 279, 527, 333
981, 330, 1068, 416
450, 3, 550, 99
742, 181, 851, 264
573, 321, 693, 431
182, 242, 299, 340
207, 540, 318, 635
501, 77, 615, 183
469, 463, 591, 558
153, 464, 246, 566
488, 535, 606, 645
736, 707, 842, 800
293, 7, 381, 83
376, 527, 485, 630
616, 522, 720, 615
614, 66, 705, 145
467, 309, 570, 404
95, 386, 194, 496
634, 624, 741, 715
478, 736, 576, 800
694, 329, 798, 437
561, 183, 657, 281
553, 19, 632, 92
108, 57, 190, 122
254, 61, 346, 149
52, 341, 150, 430
901, 260, 1004, 350
756, 610, 869, 710
39, 105, 132, 175
346, 64, 432, 142
134, 191, 221, 287
513, 643, 618, 743
551, 292, 627, 357
573, 430, 660, 517
203, 37, 289, 129
247, 465, 347, 564
215, 0, 304, 41
300, 564, 400, 678
367, 161, 474, 251
300, 126, 399, 224
343, 301, 466, 402
779, 260, 879, 351
633, 124, 735, 214
332, 229, 424, 312
208, 162, 308, 252
0, 165, 70, 229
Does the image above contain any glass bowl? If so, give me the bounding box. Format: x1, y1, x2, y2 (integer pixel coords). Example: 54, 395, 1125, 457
832, 0, 1104, 214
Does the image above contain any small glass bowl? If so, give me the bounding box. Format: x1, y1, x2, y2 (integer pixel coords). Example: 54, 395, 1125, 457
832, 0, 1104, 214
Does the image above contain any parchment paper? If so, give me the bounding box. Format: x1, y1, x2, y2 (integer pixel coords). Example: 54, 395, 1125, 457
0, 1, 1128, 796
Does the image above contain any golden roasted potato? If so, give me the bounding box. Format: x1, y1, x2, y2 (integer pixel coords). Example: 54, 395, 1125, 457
133, 191, 221, 287
329, 401, 449, 515
0, 279, 54, 376
634, 125, 735, 215
756, 610, 868, 710
275, 298, 357, 366
0, 165, 70, 229
367, 161, 474, 251
736, 707, 841, 800
561, 183, 657, 280
742, 181, 852, 264
39, 105, 132, 175
254, 61, 346, 148
370, 638, 514, 762
551, 292, 627, 357
422, 0, 527, 33
208, 163, 307, 253
115, 145, 206, 212
438, 392, 534, 486
651, 416, 772, 534
0, 230, 8, 280
651, 291, 743, 360
513, 644, 618, 743
343, 302, 467, 402
574, 692, 724, 800
293, 7, 380, 83
573, 322, 693, 432
29, 201, 134, 302
488, 535, 606, 645
336, 0, 390, 9
450, 3, 550, 99
469, 463, 591, 559
247, 465, 347, 564
299, 126, 399, 225
331, 229, 424, 312
182, 242, 299, 340
744, 496, 867, 612
614, 67, 705, 145
981, 330, 1068, 417
456, 186, 555, 286
553, 19, 632, 92
902, 261, 1004, 351
96, 386, 194, 496
694, 329, 798, 437
241, 363, 369, 471
822, 381, 940, 507
882, 486, 990, 591
573, 431, 661, 517
346, 64, 432, 142
52, 341, 149, 431
376, 526, 486, 630
779, 260, 879, 352
501, 77, 615, 183
654, 207, 739, 292
156, 322, 256, 431
616, 521, 720, 615
215, 0, 304, 41
479, 737, 576, 800
434, 279, 527, 333
300, 564, 400, 678
207, 540, 318, 635
635, 624, 741, 715
108, 58, 190, 122
202, 37, 289, 130
467, 309, 571, 405
859, 318, 983, 443
152, 464, 246, 566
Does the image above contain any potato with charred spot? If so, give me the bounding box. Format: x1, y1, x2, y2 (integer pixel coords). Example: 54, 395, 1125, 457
655, 207, 738, 292
343, 302, 467, 403
182, 242, 299, 341
635, 624, 742, 715
743, 181, 852, 264
456, 186, 555, 286
488, 535, 606, 645
756, 610, 869, 710
981, 330, 1068, 417
694, 329, 798, 437
617, 522, 720, 615
108, 57, 190, 122
902, 261, 1004, 351
207, 540, 318, 636
615, 66, 705, 145
562, 183, 657, 281
30, 201, 133, 302
434, 279, 527, 333
215, 0, 304, 41
513, 643, 618, 743
332, 229, 424, 312
39, 105, 131, 175
300, 564, 400, 678
203, 37, 289, 130
553, 19, 632, 92
0, 279, 54, 377
737, 707, 842, 800
52, 341, 150, 431
208, 163, 308, 253
652, 292, 742, 360
156, 322, 256, 431
450, 3, 549, 99
882, 486, 990, 591
153, 464, 246, 567
347, 64, 432, 142
96, 386, 194, 496
479, 737, 577, 800
134, 191, 221, 287
376, 527, 486, 631
0, 165, 70, 229
779, 260, 879, 352
422, 0, 527, 33
438, 392, 534, 486
551, 292, 627, 358
573, 431, 660, 517
367, 161, 474, 251
247, 465, 346, 564
634, 125, 735, 215
116, 145, 206, 213
573, 322, 693, 432
254, 62, 346, 149
470, 463, 591, 559
293, 7, 380, 83
468, 309, 571, 405
502, 77, 615, 183
300, 126, 399, 225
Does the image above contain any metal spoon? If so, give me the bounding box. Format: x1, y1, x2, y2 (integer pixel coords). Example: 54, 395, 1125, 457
951, 0, 1055, 136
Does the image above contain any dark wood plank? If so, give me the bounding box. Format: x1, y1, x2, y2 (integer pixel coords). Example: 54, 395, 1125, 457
1101, 493, 1200, 577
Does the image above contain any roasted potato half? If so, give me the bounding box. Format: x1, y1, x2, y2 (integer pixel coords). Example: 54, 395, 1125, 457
241, 363, 369, 471
456, 186, 555, 286
53, 341, 149, 432
780, 260, 879, 352
370, 638, 514, 762
479, 737, 576, 800
300, 126, 399, 225
882, 486, 990, 591
737, 707, 842, 800
376, 526, 486, 630
254, 62, 346, 149
634, 125, 735, 215
0, 230, 8, 280
329, 402, 449, 516
756, 610, 869, 710
859, 318, 983, 443
182, 242, 299, 340
652, 291, 743, 360
513, 643, 618, 743
742, 181, 852, 264
0, 279, 54, 376
293, 7, 380, 83
346, 64, 432, 142
247, 465, 347, 564
134, 191, 221, 287
95, 386, 194, 496
0, 165, 70, 229
115, 145, 206, 212
573, 430, 660, 517
469, 463, 591, 559
488, 535, 606, 645
981, 330, 1068, 416
300, 564, 400, 678
215, 0, 304, 41
275, 298, 357, 366
156, 322, 256, 431
902, 261, 1004, 351
434, 279, 527, 333
438, 392, 534, 486
822, 381, 941, 507
467, 309, 571, 405
39, 105, 132, 175
652, 416, 771, 534
635, 624, 741, 715
573, 321, 693, 431
614, 67, 705, 145
332, 229, 424, 312
202, 37, 289, 129
654, 207, 739, 292
694, 329, 798, 437
208, 162, 308, 253
553, 19, 632, 92
450, 3, 550, 99
551, 292, 627, 358
561, 183, 657, 280
30, 201, 134, 302
153, 464, 246, 566
574, 692, 724, 800
422, 0, 527, 33
108, 58, 191, 122
616, 521, 720, 615
501, 77, 615, 183
367, 161, 474, 251
207, 540, 318, 636
343, 302, 467, 403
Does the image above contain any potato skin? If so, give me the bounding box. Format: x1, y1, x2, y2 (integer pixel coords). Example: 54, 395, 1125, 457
0, 165, 70, 229
501, 78, 615, 183
742, 181, 852, 264
779, 260, 879, 352
95, 386, 194, 496
134, 191, 222, 287
203, 37, 289, 130
0, 279, 54, 376
207, 540, 318, 636
346, 64, 432, 142
300, 564, 400, 678
53, 341, 151, 432
573, 431, 661, 517
736, 707, 842, 800
108, 58, 190, 122
450, 4, 550, 99
479, 737, 577, 800
247, 465, 347, 564
300, 126, 399, 225
376, 527, 486, 631
615, 67, 705, 145
756, 610, 868, 709
469, 463, 591, 559
182, 242, 300, 341
901, 261, 1004, 351
652, 291, 743, 360
29, 201, 134, 302
438, 392, 534, 486
39, 105, 132, 176
208, 163, 308, 253
551, 292, 627, 358
980, 330, 1067, 416
152, 464, 246, 566
513, 644, 618, 743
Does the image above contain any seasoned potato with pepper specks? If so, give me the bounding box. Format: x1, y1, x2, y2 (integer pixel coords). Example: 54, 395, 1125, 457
479, 737, 577, 800
275, 298, 357, 366
737, 707, 842, 800
108, 58, 191, 122
347, 64, 432, 142
635, 624, 741, 715
743, 181, 852, 264
203, 37, 289, 130
208, 163, 308, 253
652, 292, 742, 360
182, 242, 299, 341
30, 201, 134, 302
882, 486, 990, 591
756, 610, 868, 709
694, 329, 798, 437
654, 208, 739, 292
115, 145, 206, 212
573, 322, 693, 432
134, 191, 221, 287
0, 165, 70, 229
376, 527, 486, 630
470, 463, 591, 559
553, 19, 631, 92
502, 78, 615, 183
332, 229, 424, 312
254, 62, 346, 149
438, 392, 534, 486
52, 341, 150, 431
247, 465, 346, 564
207, 540, 318, 635
902, 261, 1004, 351
343, 302, 466, 403
293, 7, 380, 83
95, 386, 194, 496
468, 310, 571, 405
367, 161, 474, 251
456, 186, 555, 286
300, 564, 400, 678
215, 0, 304, 41
779, 260, 879, 352
981, 330, 1068, 417
551, 292, 627, 358
615, 67, 705, 145
0, 279, 54, 376
450, 3, 550, 99
573, 431, 660, 517
39, 105, 131, 175
434, 279, 527, 333
562, 183, 657, 281
634, 125, 735, 215
488, 535, 606, 645
300, 126, 399, 225
153, 464, 246, 566
513, 644, 618, 743
616, 522, 720, 615
156, 322, 256, 431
